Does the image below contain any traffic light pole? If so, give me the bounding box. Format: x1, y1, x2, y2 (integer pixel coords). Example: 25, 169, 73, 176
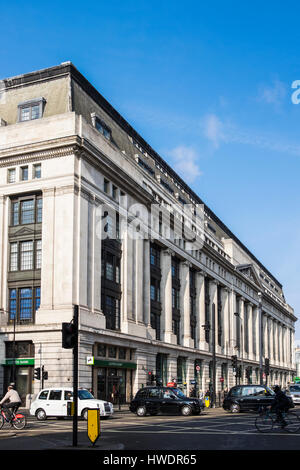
73, 305, 79, 448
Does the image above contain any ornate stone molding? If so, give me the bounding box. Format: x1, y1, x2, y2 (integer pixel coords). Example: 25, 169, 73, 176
0, 142, 80, 168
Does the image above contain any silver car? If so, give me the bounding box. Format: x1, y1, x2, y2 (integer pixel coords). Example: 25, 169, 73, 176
288, 384, 300, 405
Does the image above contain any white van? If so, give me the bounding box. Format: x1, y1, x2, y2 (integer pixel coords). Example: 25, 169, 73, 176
30, 387, 114, 420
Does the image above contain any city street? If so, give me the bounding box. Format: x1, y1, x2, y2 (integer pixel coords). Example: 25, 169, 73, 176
0, 408, 300, 451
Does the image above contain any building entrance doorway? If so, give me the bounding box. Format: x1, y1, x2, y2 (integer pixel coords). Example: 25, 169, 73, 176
97, 367, 127, 404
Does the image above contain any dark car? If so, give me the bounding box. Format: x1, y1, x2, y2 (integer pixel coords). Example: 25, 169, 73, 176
129, 386, 204, 417
223, 384, 293, 413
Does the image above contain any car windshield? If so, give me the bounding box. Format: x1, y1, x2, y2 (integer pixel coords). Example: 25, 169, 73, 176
171, 388, 187, 399
290, 385, 300, 392
78, 390, 94, 400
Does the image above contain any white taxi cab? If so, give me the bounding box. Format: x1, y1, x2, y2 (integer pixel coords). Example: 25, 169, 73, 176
30, 387, 114, 420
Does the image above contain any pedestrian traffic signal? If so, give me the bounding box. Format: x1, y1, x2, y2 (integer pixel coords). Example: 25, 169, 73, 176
34, 367, 41, 380
62, 321, 77, 349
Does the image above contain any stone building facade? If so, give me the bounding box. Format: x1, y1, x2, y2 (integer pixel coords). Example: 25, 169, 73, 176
0, 63, 297, 406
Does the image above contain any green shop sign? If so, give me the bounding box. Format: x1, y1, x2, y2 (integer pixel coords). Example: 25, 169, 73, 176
4, 358, 35, 366
86, 356, 136, 370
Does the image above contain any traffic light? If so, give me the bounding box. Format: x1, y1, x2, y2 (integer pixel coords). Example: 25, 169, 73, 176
231, 355, 237, 369
34, 367, 41, 380
42, 365, 48, 381
62, 321, 77, 349
265, 358, 270, 376
246, 367, 251, 380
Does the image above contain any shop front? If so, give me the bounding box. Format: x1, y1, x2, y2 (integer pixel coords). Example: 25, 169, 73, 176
3, 358, 34, 405
88, 351, 136, 404
2, 341, 34, 405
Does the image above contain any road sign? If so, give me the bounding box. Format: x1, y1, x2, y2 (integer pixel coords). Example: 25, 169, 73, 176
220, 377, 224, 382
196, 365, 200, 371
87, 409, 100, 446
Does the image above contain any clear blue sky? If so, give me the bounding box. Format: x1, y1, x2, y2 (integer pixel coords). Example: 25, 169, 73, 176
1, 1, 300, 342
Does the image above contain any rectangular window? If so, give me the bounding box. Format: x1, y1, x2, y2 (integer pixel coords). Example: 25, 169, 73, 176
8, 287, 40, 323
37, 198, 42, 223
108, 346, 117, 358
36, 240, 42, 269
105, 254, 114, 281
9, 289, 17, 321
20, 241, 33, 270
19, 288, 33, 321
20, 107, 30, 121
18, 98, 45, 122
94, 117, 111, 140
112, 185, 117, 199
10, 243, 18, 271
97, 344, 106, 357
11, 202, 19, 226
35, 287, 41, 311
150, 244, 160, 268
104, 179, 109, 194
33, 164, 41, 179
21, 166, 28, 181
8, 169, 16, 184
104, 296, 120, 330
21, 200, 35, 224
118, 348, 126, 360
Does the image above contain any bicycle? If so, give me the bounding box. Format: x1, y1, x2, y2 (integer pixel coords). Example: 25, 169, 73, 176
255, 406, 300, 433
0, 404, 26, 430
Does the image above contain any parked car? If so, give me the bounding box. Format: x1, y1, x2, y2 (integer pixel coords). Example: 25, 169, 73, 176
129, 386, 204, 417
287, 384, 300, 405
30, 387, 114, 421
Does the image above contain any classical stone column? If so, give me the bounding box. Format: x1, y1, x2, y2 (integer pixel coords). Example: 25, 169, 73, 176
239, 297, 245, 361
143, 239, 151, 328
93, 197, 102, 314
180, 261, 193, 348
282, 326, 286, 367
161, 249, 175, 344
269, 317, 274, 366
196, 271, 206, 351
278, 323, 282, 366
40, 188, 56, 310
248, 303, 253, 360
262, 314, 268, 360
209, 279, 218, 352
222, 287, 230, 355
135, 237, 144, 324
252, 305, 258, 361
0, 195, 8, 316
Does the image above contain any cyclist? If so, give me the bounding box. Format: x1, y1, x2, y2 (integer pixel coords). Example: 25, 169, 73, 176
0, 385, 22, 422
271, 385, 291, 427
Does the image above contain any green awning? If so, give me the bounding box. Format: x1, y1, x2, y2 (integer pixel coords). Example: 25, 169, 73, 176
3, 358, 35, 366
